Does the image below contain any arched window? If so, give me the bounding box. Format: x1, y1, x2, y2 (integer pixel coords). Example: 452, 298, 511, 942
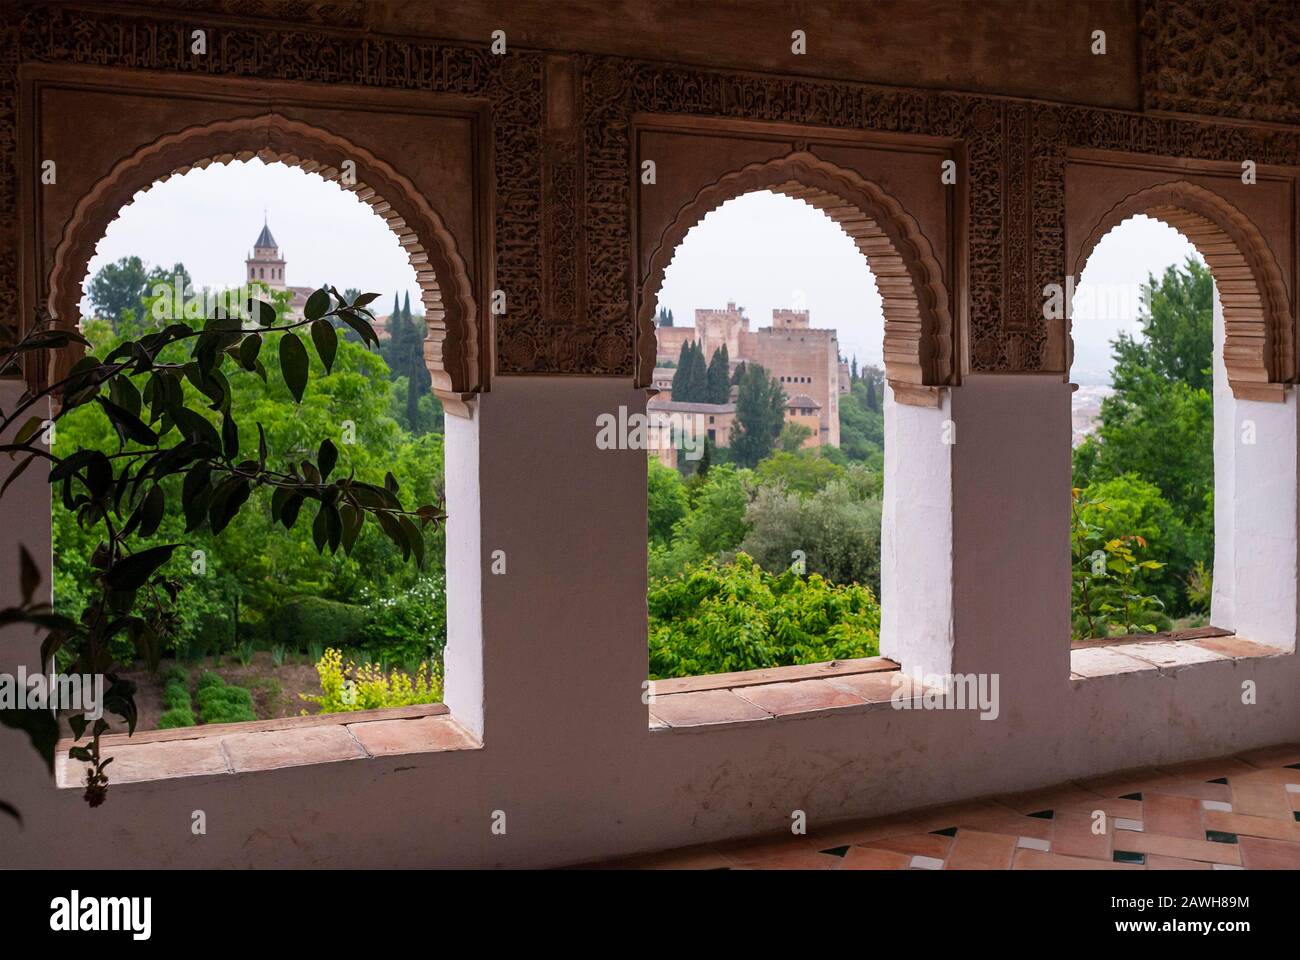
1070, 187, 1297, 657
71, 157, 452, 735
645, 187, 890, 682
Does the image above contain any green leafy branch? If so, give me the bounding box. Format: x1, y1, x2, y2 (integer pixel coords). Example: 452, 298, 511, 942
0, 286, 443, 814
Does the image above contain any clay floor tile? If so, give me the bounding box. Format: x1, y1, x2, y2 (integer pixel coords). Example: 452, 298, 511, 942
733, 678, 866, 717
1237, 835, 1300, 870
1058, 796, 1144, 820
221, 723, 364, 773
1013, 849, 1141, 870
1228, 780, 1293, 820
346, 716, 478, 756
1141, 792, 1207, 839
1049, 809, 1114, 861
864, 832, 953, 861
839, 846, 913, 870
1145, 779, 1233, 803
1143, 854, 1212, 870
944, 829, 1017, 870
1112, 829, 1242, 866
979, 815, 1054, 843
1227, 765, 1300, 788
1204, 810, 1300, 843
647, 689, 773, 727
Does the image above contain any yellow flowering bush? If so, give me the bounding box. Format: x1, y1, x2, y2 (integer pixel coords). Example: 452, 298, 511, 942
301, 647, 443, 713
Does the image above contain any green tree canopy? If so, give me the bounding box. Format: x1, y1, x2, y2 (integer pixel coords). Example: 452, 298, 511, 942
730, 363, 786, 468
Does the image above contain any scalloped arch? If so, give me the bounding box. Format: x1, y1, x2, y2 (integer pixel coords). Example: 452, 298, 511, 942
1072, 180, 1294, 400
637, 152, 955, 404
47, 113, 480, 414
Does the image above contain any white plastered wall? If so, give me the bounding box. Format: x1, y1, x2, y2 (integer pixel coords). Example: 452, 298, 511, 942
2, 374, 1297, 868
880, 384, 954, 677
1211, 289, 1298, 650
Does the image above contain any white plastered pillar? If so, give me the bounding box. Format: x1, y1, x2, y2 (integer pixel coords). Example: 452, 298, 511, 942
881, 376, 1073, 687
1210, 289, 1298, 650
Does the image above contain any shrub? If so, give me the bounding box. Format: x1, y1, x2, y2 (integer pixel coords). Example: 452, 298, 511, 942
648, 553, 881, 679
301, 647, 442, 713
357, 576, 446, 665
161, 682, 191, 711
266, 596, 368, 652
160, 665, 190, 687
1071, 488, 1169, 640
1186, 560, 1213, 614
195, 674, 257, 725
157, 707, 196, 729
738, 477, 882, 591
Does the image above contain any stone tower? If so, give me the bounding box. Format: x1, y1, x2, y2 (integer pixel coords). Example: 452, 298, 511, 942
245, 217, 287, 291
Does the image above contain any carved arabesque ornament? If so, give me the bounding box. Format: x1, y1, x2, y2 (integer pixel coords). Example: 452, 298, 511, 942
1072, 180, 1294, 401
44, 113, 481, 414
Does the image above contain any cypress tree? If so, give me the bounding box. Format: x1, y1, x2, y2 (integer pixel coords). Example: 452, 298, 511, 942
671, 340, 691, 397
686, 341, 709, 402
864, 377, 878, 411
706, 345, 730, 404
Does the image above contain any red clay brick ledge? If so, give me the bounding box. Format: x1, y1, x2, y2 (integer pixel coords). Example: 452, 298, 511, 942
1070, 632, 1288, 680
648, 657, 920, 731
55, 705, 480, 787
647, 631, 1292, 731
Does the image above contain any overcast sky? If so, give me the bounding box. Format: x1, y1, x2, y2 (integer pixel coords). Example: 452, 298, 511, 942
85, 162, 1201, 384
81, 158, 420, 316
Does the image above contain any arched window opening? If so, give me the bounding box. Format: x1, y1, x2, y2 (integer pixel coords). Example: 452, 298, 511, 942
645, 188, 890, 681
1070, 215, 1215, 645
1070, 205, 1295, 658
61, 157, 452, 736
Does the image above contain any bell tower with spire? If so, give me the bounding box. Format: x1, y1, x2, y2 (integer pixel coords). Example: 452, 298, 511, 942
245, 214, 287, 292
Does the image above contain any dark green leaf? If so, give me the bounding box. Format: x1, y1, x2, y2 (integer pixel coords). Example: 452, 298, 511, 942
138, 485, 165, 538
221, 413, 239, 460
106, 544, 177, 591
304, 288, 330, 322
95, 397, 158, 446
310, 319, 338, 373
280, 332, 309, 403
238, 333, 262, 371
318, 438, 337, 481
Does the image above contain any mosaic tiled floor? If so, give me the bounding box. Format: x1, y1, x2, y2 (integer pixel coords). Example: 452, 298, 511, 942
597, 743, 1300, 869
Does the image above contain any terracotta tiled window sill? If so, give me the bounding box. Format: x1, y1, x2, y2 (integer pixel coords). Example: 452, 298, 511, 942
55, 704, 480, 788
647, 657, 922, 731
647, 631, 1293, 731
1069, 631, 1289, 680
